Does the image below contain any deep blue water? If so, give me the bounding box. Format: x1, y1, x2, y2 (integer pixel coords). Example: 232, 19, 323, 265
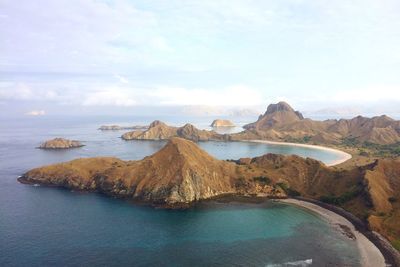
0, 116, 361, 266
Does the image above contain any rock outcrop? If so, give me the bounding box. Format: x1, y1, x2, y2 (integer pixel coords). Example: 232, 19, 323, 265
122, 120, 229, 142
211, 119, 235, 127
38, 138, 84, 149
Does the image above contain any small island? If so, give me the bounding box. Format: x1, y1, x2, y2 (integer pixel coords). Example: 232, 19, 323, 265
210, 119, 235, 127
99, 125, 148, 131
38, 138, 84, 149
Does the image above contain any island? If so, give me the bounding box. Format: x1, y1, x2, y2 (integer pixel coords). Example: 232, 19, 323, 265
210, 119, 235, 127
99, 125, 148, 131
38, 138, 84, 149
121, 120, 229, 142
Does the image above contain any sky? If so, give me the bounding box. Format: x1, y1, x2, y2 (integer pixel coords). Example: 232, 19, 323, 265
1, 0, 400, 117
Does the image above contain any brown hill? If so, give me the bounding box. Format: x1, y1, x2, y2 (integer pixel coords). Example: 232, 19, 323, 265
122, 120, 229, 142
241, 102, 400, 145
21, 138, 283, 205
244, 101, 304, 130
38, 138, 84, 149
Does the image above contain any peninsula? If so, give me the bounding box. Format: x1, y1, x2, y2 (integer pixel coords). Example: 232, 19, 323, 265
20, 137, 400, 259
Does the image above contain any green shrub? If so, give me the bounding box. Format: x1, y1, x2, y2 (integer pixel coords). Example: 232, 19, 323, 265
276, 182, 301, 197
319, 187, 362, 205
392, 239, 400, 251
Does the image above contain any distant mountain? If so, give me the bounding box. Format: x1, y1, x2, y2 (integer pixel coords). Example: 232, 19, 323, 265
244, 101, 304, 130
240, 102, 400, 145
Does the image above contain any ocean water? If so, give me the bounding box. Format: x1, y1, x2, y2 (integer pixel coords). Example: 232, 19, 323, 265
0, 116, 361, 266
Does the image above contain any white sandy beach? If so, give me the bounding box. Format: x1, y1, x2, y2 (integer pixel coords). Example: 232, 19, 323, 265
279, 199, 385, 267
249, 140, 352, 166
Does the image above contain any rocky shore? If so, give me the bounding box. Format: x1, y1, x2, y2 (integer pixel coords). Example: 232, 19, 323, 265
281, 198, 400, 267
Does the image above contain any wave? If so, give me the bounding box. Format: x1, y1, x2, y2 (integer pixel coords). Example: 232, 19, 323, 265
266, 258, 312, 267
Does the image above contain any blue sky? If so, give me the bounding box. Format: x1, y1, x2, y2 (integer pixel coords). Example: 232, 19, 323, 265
1, 0, 400, 116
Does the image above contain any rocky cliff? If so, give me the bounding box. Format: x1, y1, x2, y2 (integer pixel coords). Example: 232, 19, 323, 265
38, 138, 84, 149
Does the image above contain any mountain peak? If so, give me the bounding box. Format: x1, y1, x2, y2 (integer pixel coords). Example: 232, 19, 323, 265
244, 102, 304, 130
149, 120, 167, 128
151, 137, 215, 163
265, 101, 295, 115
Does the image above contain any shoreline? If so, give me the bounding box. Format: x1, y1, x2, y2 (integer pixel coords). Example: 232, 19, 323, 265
278, 198, 400, 267
248, 139, 352, 166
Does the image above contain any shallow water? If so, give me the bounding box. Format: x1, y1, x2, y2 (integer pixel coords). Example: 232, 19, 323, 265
0, 116, 361, 266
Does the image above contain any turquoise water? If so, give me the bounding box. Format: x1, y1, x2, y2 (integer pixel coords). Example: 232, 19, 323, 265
0, 116, 360, 266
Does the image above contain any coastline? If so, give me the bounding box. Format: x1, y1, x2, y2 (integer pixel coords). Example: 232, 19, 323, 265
277, 198, 400, 267
249, 139, 352, 166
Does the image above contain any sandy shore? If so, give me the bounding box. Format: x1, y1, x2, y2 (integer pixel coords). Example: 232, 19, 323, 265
279, 199, 385, 267
249, 140, 352, 166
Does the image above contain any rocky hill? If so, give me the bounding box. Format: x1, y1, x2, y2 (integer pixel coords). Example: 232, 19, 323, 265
239, 102, 400, 145
20, 137, 284, 205
122, 120, 229, 142
210, 119, 235, 127
38, 138, 84, 149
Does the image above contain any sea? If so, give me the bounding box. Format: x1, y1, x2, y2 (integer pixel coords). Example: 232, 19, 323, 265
0, 115, 362, 266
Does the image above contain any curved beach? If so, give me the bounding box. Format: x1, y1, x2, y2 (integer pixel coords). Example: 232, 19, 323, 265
279, 199, 385, 267
249, 140, 352, 166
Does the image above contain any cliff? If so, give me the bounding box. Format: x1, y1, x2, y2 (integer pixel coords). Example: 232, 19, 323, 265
38, 138, 84, 149
122, 120, 229, 142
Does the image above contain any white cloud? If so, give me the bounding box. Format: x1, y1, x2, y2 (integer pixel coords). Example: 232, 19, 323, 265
113, 74, 129, 84
329, 85, 400, 103
0, 82, 58, 101
149, 85, 263, 106
25, 110, 45, 116
82, 88, 136, 106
